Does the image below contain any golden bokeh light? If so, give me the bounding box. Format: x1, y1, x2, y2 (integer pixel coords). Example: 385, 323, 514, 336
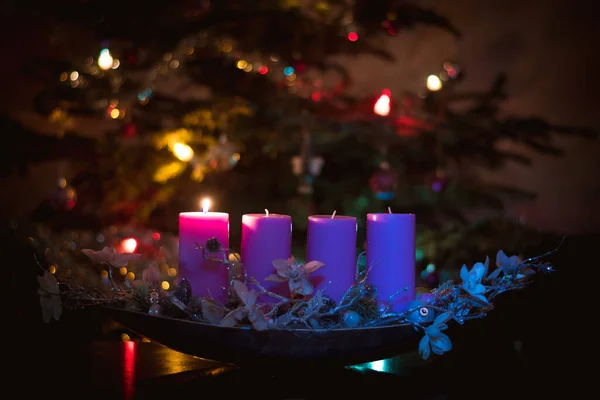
172, 142, 194, 162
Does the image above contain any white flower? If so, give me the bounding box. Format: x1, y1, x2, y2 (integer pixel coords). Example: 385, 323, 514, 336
37, 271, 62, 323
488, 250, 525, 280
418, 311, 453, 360
496, 250, 520, 273
460, 257, 489, 303
82, 246, 141, 267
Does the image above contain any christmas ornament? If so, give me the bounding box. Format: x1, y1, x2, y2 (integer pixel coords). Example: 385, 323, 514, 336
342, 310, 361, 327
122, 123, 136, 137
206, 134, 240, 171
308, 156, 325, 176
430, 169, 446, 193
173, 277, 192, 305
290, 155, 324, 176
48, 178, 77, 211
148, 288, 162, 315
290, 156, 303, 175
406, 298, 435, 324
369, 161, 398, 200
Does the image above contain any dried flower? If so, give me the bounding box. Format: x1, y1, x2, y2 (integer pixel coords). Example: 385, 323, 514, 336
221, 280, 269, 331
38, 271, 62, 323
460, 257, 489, 303
418, 311, 453, 360
131, 264, 161, 290
201, 299, 226, 325
265, 258, 325, 296
82, 246, 141, 267
204, 237, 221, 253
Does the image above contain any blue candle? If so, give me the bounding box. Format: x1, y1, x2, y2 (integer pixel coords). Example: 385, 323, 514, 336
366, 212, 415, 312
306, 213, 357, 303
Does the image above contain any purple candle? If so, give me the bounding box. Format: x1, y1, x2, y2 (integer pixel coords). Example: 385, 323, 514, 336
178, 200, 230, 303
241, 210, 292, 296
306, 213, 357, 303
366, 212, 415, 313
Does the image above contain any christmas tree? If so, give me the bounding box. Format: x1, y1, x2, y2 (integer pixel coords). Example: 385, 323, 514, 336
3, 0, 594, 281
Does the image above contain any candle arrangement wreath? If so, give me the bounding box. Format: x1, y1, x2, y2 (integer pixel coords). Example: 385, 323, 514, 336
36, 235, 557, 361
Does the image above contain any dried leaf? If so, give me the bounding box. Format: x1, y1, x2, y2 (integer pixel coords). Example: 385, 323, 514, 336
289, 277, 314, 296
201, 299, 225, 325
248, 308, 269, 331
264, 274, 287, 283
221, 308, 244, 327
302, 261, 325, 274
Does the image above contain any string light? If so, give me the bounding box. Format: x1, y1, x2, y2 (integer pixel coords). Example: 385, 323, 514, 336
374, 89, 391, 116
98, 48, 114, 71
109, 108, 121, 119
426, 75, 443, 91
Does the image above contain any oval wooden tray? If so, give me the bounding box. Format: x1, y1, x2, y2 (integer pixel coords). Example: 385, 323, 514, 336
103, 306, 419, 367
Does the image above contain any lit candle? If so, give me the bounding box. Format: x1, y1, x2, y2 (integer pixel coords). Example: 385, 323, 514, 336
306, 211, 357, 303
241, 209, 292, 297
178, 198, 230, 303
366, 210, 415, 313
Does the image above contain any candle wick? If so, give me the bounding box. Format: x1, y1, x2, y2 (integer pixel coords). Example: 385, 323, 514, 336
388, 207, 392, 214
331, 210, 337, 219
265, 209, 269, 217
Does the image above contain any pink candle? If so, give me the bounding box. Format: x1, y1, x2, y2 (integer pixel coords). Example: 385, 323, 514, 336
241, 210, 292, 297
366, 212, 415, 313
306, 213, 357, 303
178, 204, 230, 303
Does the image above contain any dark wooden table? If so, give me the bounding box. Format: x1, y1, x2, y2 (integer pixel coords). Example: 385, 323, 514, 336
11, 316, 574, 400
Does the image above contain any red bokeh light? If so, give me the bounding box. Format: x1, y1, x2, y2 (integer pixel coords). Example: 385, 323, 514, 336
347, 32, 359, 42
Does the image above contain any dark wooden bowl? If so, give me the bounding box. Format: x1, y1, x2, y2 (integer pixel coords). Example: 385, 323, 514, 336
102, 307, 420, 368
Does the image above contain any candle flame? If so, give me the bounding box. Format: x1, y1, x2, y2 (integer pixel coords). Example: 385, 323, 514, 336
388, 207, 392, 214
265, 209, 269, 217
201, 198, 211, 213
331, 210, 337, 219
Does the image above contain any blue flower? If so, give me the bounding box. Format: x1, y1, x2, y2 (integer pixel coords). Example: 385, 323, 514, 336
418, 311, 453, 360
460, 258, 489, 303
488, 250, 525, 280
